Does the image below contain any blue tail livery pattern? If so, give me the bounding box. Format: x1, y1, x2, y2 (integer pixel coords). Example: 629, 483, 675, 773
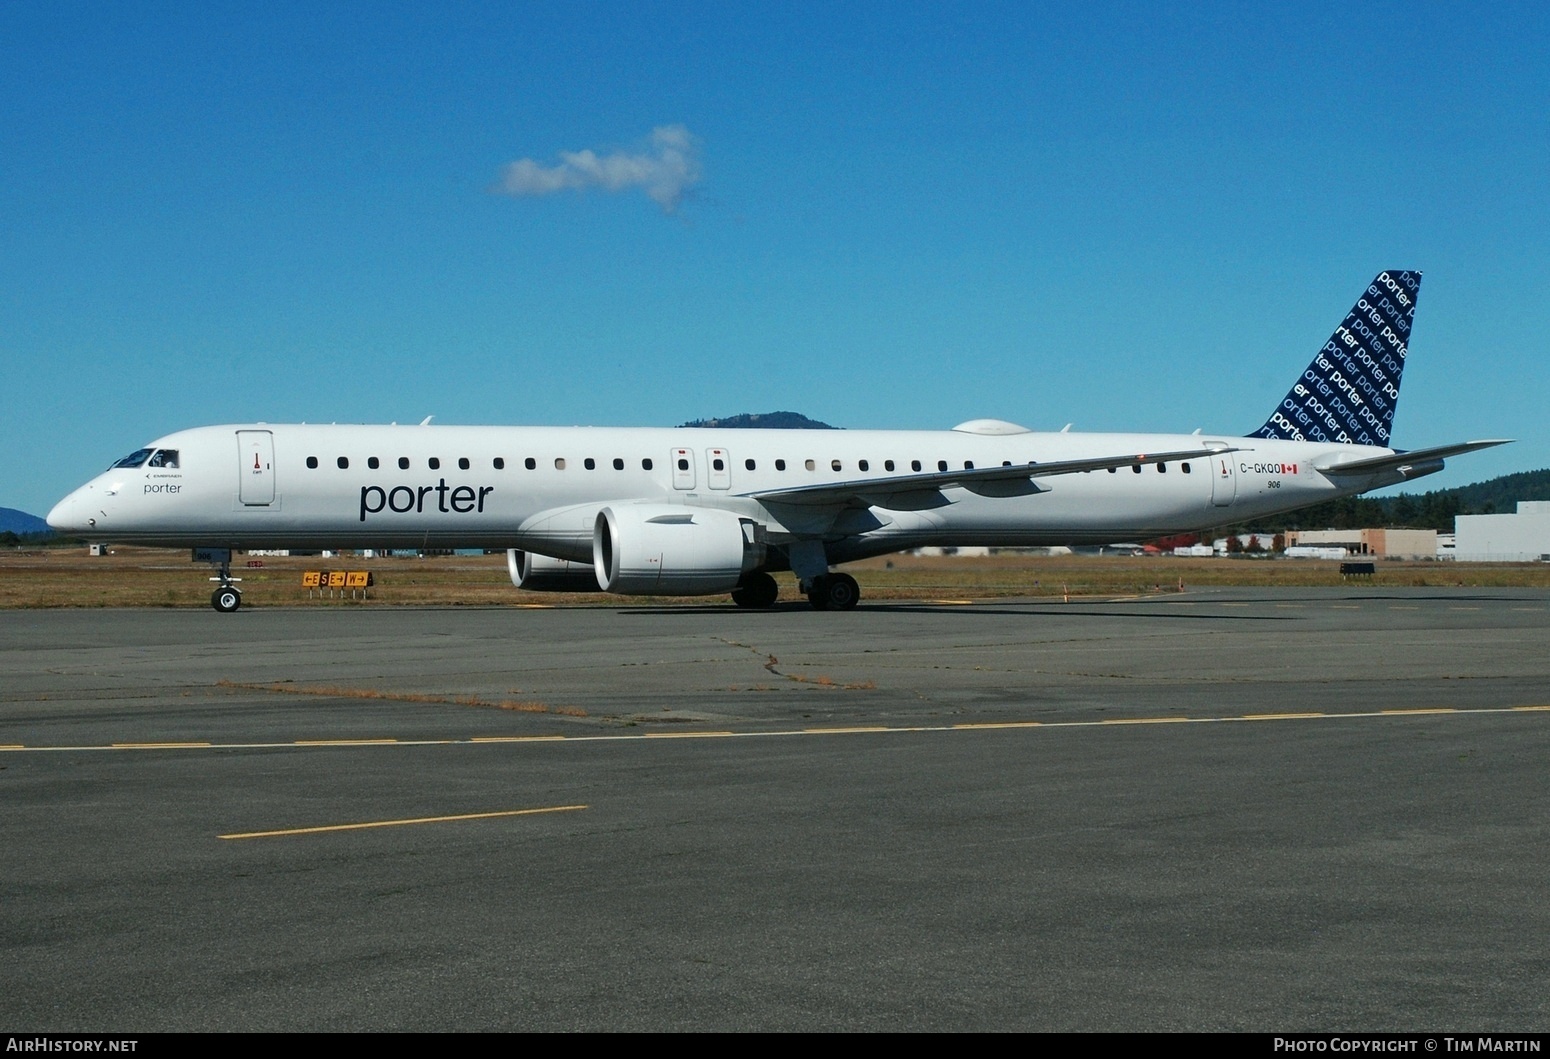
1251, 270, 1420, 446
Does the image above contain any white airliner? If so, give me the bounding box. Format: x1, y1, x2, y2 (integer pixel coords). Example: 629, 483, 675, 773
48, 271, 1508, 612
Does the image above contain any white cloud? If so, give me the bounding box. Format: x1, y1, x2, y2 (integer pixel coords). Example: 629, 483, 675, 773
494, 125, 701, 214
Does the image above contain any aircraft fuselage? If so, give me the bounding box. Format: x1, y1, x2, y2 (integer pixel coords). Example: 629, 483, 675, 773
47, 422, 1392, 557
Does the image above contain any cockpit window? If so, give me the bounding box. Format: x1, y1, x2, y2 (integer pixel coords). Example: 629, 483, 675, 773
111, 448, 155, 469
146, 449, 179, 469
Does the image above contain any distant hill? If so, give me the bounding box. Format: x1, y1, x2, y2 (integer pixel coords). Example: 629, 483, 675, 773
679, 411, 838, 430
0, 507, 49, 535
1431, 468, 1550, 512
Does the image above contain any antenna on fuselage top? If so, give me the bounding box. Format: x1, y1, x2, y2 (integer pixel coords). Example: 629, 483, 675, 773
420, 416, 434, 426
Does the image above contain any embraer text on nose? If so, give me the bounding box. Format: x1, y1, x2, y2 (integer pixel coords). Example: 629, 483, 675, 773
359, 481, 494, 521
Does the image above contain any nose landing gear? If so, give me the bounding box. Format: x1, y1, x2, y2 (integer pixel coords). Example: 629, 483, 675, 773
195, 547, 243, 612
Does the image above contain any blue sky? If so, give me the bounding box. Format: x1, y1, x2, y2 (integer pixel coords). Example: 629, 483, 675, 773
4, 2, 1546, 516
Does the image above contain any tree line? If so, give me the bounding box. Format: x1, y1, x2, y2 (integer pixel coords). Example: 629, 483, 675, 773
1244, 468, 1550, 533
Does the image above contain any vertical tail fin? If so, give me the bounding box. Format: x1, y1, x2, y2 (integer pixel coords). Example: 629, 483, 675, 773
1250, 270, 1421, 446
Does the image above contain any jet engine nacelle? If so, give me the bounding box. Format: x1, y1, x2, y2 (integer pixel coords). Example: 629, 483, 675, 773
594, 505, 766, 595
507, 549, 602, 592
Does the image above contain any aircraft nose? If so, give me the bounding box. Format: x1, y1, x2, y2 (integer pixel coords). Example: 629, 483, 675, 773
47, 490, 96, 533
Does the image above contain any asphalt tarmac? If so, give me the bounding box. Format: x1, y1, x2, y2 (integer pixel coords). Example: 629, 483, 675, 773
3, 587, 1548, 1031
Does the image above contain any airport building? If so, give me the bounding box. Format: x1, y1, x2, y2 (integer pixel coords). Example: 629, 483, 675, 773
1454, 502, 1550, 562
1283, 528, 1439, 559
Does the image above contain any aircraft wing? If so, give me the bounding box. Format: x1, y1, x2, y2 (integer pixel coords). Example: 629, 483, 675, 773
1313, 439, 1513, 477
745, 447, 1236, 507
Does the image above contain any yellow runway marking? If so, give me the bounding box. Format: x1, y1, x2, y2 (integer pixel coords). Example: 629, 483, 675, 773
219, 805, 587, 840
294, 739, 400, 746
112, 741, 213, 749
926, 599, 975, 606
645, 731, 735, 738
8, 702, 1549, 757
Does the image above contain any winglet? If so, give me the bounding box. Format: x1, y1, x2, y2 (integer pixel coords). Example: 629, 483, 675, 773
1252, 271, 1420, 446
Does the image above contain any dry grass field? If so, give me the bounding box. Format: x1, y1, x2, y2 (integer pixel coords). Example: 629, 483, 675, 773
3, 546, 1549, 609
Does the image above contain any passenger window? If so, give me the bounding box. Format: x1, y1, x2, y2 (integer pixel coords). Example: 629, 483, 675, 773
642, 458, 653, 471
775, 459, 786, 471
713, 458, 725, 471
1182, 463, 1192, 474
745, 459, 756, 471
831, 459, 842, 471
459, 457, 470, 470
859, 460, 870, 472
584, 458, 596, 470
306, 456, 319, 469
677, 458, 689, 471
937, 460, 948, 472
805, 459, 816, 471
429, 457, 441, 470
613, 458, 624, 470
964, 461, 974, 470
1108, 467, 1117, 474
337, 456, 349, 469
494, 457, 505, 470
111, 448, 155, 470
368, 456, 380, 469
1132, 465, 1143, 474
1157, 462, 1167, 473
555, 458, 566, 470
399, 457, 410, 470
525, 458, 536, 470
885, 460, 895, 472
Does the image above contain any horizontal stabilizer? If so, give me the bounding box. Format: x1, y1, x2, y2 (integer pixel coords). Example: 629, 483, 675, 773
1314, 439, 1513, 477
749, 448, 1236, 507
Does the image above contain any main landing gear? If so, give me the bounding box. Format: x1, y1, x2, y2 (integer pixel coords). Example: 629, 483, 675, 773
731, 571, 780, 609
729, 570, 862, 610
805, 572, 859, 611
781, 541, 860, 611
